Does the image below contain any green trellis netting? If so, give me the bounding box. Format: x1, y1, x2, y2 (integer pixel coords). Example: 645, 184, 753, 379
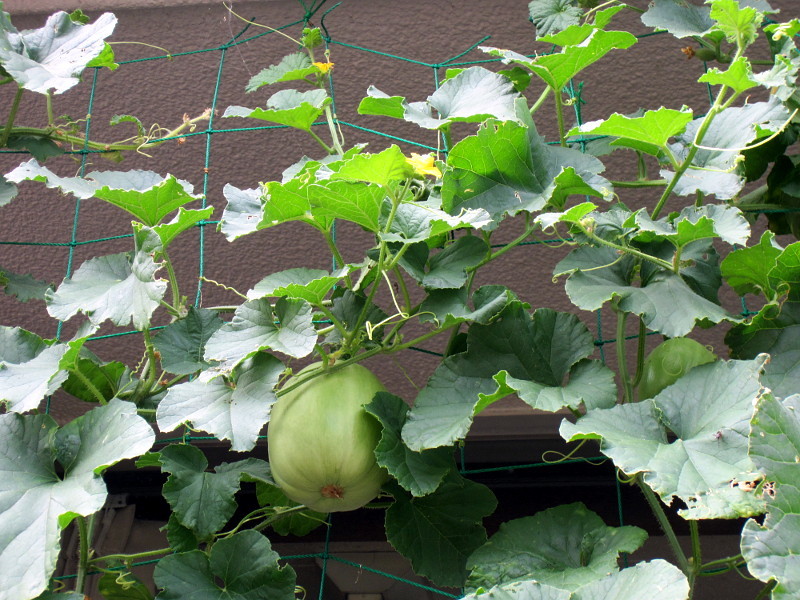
0, 1, 794, 597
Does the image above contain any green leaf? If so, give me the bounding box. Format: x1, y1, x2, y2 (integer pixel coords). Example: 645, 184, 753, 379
332, 145, 413, 187
159, 445, 272, 539
721, 231, 782, 298
640, 0, 712, 38
464, 560, 688, 599
528, 0, 582, 37
555, 245, 735, 338
0, 268, 51, 302
110, 114, 145, 138
698, 55, 758, 94
6, 135, 64, 162
419, 285, 517, 328
402, 305, 614, 451
709, 0, 763, 46
153, 530, 296, 600
223, 88, 330, 132
443, 119, 612, 225
741, 394, 800, 599
219, 184, 263, 241
385, 472, 497, 587
6, 158, 98, 199
422, 236, 488, 289
163, 513, 199, 553
358, 67, 520, 130
382, 199, 492, 245
98, 571, 153, 600
0, 10, 116, 94
46, 251, 167, 329
466, 503, 647, 592
768, 242, 800, 302
87, 42, 118, 70
304, 180, 386, 232
32, 592, 86, 600
247, 267, 344, 304
157, 352, 283, 452
730, 324, 800, 401
153, 307, 224, 375
0, 327, 85, 412
203, 298, 316, 377
365, 392, 453, 497
569, 107, 693, 157
561, 358, 768, 519
246, 52, 317, 91
88, 170, 202, 227
0, 400, 154, 599
664, 99, 790, 199
62, 353, 129, 404
483, 28, 636, 91
0, 175, 17, 207
133, 207, 213, 252
633, 204, 750, 248
254, 483, 325, 536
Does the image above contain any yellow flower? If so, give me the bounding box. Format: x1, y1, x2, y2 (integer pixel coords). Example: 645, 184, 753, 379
406, 153, 442, 178
313, 61, 334, 74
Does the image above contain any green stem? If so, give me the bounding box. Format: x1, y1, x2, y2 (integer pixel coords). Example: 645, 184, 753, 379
631, 317, 647, 390
615, 308, 634, 404
1, 86, 23, 147
141, 328, 159, 389
253, 504, 312, 533
161, 249, 182, 313
319, 226, 353, 289
754, 581, 777, 600
573, 222, 674, 271
689, 520, 701, 592
315, 304, 348, 338
308, 127, 334, 154
554, 89, 567, 147
610, 179, 667, 188
74, 516, 92, 594
92, 547, 172, 564
698, 554, 743, 573
466, 225, 534, 274
323, 104, 344, 155
393, 265, 411, 313
46, 91, 54, 128
637, 477, 692, 577
530, 86, 551, 115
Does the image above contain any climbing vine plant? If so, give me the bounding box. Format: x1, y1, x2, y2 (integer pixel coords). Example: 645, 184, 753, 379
2, 1, 800, 599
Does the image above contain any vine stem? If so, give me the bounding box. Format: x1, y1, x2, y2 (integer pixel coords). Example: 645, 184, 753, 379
554, 89, 567, 147
630, 317, 647, 390
689, 520, 701, 593
610, 179, 667, 188
466, 224, 535, 274
161, 249, 182, 313
1, 86, 23, 146
252, 504, 312, 533
571, 221, 674, 271
636, 477, 692, 578
75, 515, 95, 595
615, 308, 634, 404
92, 546, 172, 564
529, 86, 551, 115
46, 91, 54, 128
754, 581, 777, 600
698, 553, 744, 573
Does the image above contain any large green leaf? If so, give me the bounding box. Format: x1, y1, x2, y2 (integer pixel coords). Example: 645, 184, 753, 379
482, 27, 636, 92
730, 324, 800, 402
6, 158, 98, 199
463, 560, 688, 600
246, 51, 317, 92
640, 0, 712, 38
561, 358, 768, 519
46, 251, 167, 329
632, 204, 750, 248
332, 145, 413, 187
247, 267, 345, 304
0, 400, 154, 600
219, 184, 263, 241
132, 207, 213, 252
157, 352, 283, 452
382, 199, 492, 245
203, 297, 316, 377
664, 99, 790, 199
419, 285, 517, 328
87, 170, 202, 227
153, 530, 296, 600
0, 327, 85, 412
0, 268, 51, 303
741, 394, 800, 599
698, 55, 758, 94
466, 503, 647, 592
402, 305, 614, 451
223, 88, 330, 132
528, 0, 582, 37
709, 0, 763, 46
569, 108, 693, 157
0, 10, 116, 94
158, 445, 272, 540
721, 231, 783, 299
384, 473, 497, 587
442, 119, 612, 226
306, 180, 387, 232
555, 245, 735, 338
358, 67, 519, 130
153, 307, 224, 376
365, 392, 453, 497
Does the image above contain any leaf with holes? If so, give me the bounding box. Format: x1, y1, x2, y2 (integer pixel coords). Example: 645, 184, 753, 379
0, 9, 116, 94
466, 503, 647, 592
561, 357, 768, 519
385, 472, 497, 587
157, 352, 283, 452
0, 400, 154, 600
153, 530, 296, 600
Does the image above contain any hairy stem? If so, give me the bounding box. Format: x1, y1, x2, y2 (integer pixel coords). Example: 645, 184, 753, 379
74, 515, 94, 594
555, 89, 567, 147
637, 477, 692, 577
70, 364, 108, 405
615, 308, 634, 404
1, 86, 23, 147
